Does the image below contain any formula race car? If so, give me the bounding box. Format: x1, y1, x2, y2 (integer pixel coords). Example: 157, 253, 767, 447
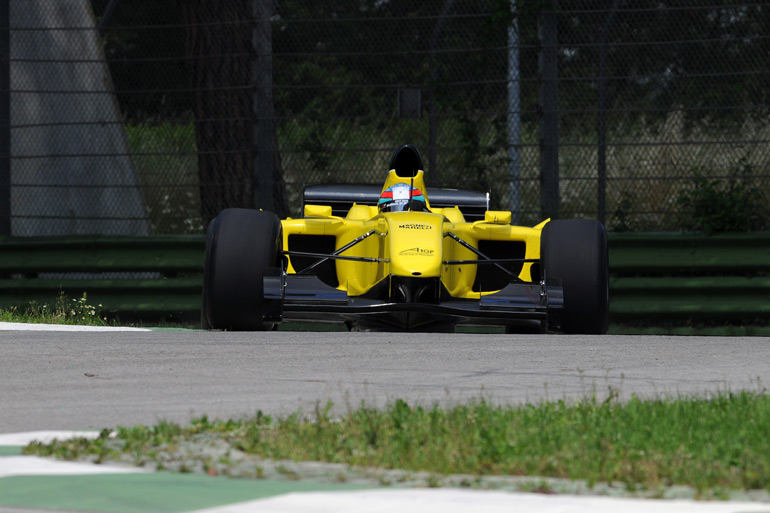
202, 144, 609, 333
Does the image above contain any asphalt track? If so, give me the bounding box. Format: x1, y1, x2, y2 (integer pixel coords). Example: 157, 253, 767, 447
2, 327, 770, 512
2, 330, 770, 432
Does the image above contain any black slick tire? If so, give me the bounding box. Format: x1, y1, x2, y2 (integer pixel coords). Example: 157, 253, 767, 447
541, 219, 609, 334
202, 208, 282, 331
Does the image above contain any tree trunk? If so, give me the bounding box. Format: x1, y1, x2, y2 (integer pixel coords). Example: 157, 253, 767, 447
180, 0, 255, 226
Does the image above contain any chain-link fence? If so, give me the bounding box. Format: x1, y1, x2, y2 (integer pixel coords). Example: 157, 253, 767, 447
2, 0, 768, 236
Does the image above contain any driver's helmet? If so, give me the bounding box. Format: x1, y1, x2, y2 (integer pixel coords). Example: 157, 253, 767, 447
378, 183, 427, 212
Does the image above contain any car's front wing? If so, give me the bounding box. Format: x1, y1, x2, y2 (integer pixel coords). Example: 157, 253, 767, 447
264, 272, 564, 332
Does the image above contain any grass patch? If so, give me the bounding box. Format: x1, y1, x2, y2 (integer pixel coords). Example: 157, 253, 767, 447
24, 391, 770, 495
0, 292, 110, 326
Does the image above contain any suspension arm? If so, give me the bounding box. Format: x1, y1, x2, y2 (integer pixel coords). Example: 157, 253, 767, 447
292, 229, 377, 275
443, 231, 523, 281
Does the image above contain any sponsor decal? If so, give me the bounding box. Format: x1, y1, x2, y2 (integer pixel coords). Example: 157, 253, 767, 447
399, 247, 435, 256
398, 223, 432, 230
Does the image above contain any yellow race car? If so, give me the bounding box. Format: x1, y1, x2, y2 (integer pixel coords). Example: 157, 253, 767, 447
202, 145, 609, 334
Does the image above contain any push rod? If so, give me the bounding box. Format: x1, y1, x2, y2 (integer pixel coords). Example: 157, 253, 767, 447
443, 258, 538, 265
443, 232, 521, 281
284, 251, 383, 264
294, 229, 377, 275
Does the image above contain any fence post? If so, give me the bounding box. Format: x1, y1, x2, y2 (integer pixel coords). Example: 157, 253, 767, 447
507, 0, 521, 223
253, 0, 275, 212
538, 1, 559, 220
597, 0, 622, 225
427, 0, 455, 186
0, 0, 9, 236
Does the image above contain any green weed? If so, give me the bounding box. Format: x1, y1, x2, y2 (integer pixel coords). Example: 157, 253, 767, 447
0, 292, 108, 326
25, 391, 770, 494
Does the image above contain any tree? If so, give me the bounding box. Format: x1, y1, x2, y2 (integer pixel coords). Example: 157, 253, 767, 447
179, 0, 286, 224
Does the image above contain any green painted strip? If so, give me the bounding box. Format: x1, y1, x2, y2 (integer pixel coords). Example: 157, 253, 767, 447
611, 295, 770, 317
0, 446, 21, 456
0, 277, 202, 291
0, 235, 205, 274
609, 233, 770, 273
610, 247, 770, 272
0, 472, 368, 513
611, 276, 770, 292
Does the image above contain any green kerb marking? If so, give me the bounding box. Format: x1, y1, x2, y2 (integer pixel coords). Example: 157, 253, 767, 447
0, 446, 22, 456
0, 472, 369, 513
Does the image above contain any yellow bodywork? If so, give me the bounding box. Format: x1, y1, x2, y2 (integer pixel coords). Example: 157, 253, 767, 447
281, 170, 548, 299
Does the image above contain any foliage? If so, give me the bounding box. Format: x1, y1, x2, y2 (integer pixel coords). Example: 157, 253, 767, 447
125, 123, 202, 234
91, 1, 770, 127
610, 191, 635, 232
86, 1, 770, 231
557, 0, 770, 128
0, 293, 108, 326
26, 392, 770, 495
90, 0, 189, 119
676, 158, 767, 233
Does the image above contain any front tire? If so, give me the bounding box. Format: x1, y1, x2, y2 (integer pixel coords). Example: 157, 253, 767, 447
541, 219, 609, 334
202, 208, 282, 331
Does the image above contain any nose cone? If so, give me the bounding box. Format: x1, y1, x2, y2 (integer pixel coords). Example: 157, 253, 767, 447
386, 212, 443, 277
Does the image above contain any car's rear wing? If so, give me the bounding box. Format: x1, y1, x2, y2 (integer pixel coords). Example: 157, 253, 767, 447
302, 184, 490, 221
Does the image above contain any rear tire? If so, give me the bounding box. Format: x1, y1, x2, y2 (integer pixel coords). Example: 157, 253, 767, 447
202, 208, 282, 331
541, 219, 609, 334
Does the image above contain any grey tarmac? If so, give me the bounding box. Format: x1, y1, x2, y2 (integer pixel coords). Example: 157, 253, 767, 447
1, 330, 768, 433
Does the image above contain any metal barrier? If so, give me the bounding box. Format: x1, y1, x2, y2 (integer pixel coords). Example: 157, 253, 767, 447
609, 233, 770, 334
1, 233, 768, 331
0, 236, 204, 321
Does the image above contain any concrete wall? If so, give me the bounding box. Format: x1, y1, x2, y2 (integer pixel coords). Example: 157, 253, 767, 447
10, 0, 149, 235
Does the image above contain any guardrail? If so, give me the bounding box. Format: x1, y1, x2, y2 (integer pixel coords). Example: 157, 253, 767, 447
0, 236, 204, 322
1, 233, 768, 332
609, 233, 770, 334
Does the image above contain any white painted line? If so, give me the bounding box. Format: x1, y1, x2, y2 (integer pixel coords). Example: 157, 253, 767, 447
0, 430, 146, 478
0, 456, 147, 478
0, 322, 150, 332
191, 489, 770, 513
0, 430, 105, 446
